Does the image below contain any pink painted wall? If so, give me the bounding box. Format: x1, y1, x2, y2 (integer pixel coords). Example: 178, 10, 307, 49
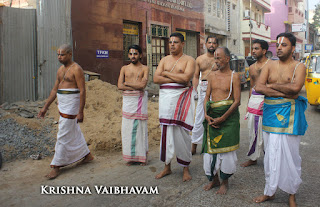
265, 0, 289, 57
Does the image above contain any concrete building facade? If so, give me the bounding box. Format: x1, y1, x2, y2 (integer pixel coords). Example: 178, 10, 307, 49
71, 0, 204, 92
265, 0, 307, 59
240, 0, 271, 56
204, 0, 240, 54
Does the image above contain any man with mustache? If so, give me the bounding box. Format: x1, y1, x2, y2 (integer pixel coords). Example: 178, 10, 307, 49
202, 47, 241, 194
241, 39, 271, 167
191, 35, 219, 155
154, 32, 196, 181
118, 45, 149, 166
254, 33, 308, 207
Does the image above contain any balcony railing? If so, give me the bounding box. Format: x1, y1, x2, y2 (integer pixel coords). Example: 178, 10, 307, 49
253, 0, 271, 12
241, 19, 271, 40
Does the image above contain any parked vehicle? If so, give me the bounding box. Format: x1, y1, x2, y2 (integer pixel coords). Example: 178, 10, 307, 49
305, 52, 320, 106
230, 54, 248, 88
245, 56, 256, 66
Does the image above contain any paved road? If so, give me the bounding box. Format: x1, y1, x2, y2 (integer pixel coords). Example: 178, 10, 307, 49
1, 88, 319, 207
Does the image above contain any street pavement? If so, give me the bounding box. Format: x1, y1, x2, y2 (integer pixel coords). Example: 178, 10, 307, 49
1, 87, 319, 207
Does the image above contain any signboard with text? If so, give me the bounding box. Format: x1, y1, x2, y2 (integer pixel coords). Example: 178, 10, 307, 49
96, 50, 109, 58
292, 23, 306, 32
305, 44, 313, 51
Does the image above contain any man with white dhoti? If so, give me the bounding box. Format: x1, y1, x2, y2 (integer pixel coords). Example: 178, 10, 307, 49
202, 47, 241, 195
118, 45, 149, 165
255, 33, 307, 207
38, 44, 93, 179
154, 32, 196, 181
241, 39, 271, 167
191, 35, 218, 155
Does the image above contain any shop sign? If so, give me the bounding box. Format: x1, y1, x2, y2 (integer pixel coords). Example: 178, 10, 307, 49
96, 50, 109, 58
123, 24, 139, 35
139, 0, 193, 12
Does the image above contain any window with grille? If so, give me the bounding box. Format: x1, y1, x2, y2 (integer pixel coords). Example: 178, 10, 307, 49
151, 24, 168, 72
151, 25, 168, 37
151, 38, 166, 73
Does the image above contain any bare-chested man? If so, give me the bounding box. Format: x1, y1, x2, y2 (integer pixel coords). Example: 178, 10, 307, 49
202, 47, 241, 194
153, 32, 196, 181
254, 33, 308, 207
38, 44, 93, 179
191, 35, 219, 155
118, 45, 149, 166
241, 39, 271, 167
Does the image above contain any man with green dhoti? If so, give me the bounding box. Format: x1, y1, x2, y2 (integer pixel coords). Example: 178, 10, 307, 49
202, 47, 241, 194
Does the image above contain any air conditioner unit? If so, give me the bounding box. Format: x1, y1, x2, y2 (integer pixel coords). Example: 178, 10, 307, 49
244, 10, 250, 18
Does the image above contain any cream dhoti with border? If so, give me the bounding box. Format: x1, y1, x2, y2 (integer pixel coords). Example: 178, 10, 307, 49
246, 88, 264, 161
263, 132, 302, 195
191, 80, 208, 144
51, 89, 90, 167
159, 83, 195, 167
121, 90, 148, 163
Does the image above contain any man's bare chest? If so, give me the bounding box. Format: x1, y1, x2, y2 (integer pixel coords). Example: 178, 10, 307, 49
58, 71, 74, 83
164, 62, 186, 73
199, 59, 215, 71
268, 68, 294, 84
211, 76, 231, 92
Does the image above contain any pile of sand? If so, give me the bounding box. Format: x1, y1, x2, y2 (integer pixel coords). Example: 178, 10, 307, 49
47, 79, 161, 154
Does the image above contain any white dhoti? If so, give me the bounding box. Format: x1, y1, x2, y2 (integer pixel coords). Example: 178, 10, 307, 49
159, 83, 195, 167
203, 151, 237, 180
246, 89, 264, 161
51, 89, 90, 167
191, 81, 208, 144
263, 132, 302, 196
121, 90, 148, 163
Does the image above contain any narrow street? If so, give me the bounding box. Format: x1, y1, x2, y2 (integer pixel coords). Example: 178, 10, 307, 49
1, 88, 319, 207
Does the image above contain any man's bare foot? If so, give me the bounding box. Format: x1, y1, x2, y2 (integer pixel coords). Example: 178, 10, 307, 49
216, 180, 228, 195
203, 180, 220, 191
182, 167, 192, 182
140, 159, 148, 166
289, 194, 297, 207
240, 160, 257, 167
125, 162, 134, 166
81, 153, 94, 164
254, 194, 275, 203
45, 167, 60, 180
155, 164, 172, 179
191, 144, 197, 155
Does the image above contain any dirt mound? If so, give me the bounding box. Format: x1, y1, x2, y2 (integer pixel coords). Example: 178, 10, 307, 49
47, 79, 161, 154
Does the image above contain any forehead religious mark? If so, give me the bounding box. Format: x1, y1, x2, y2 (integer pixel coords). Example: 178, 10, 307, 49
129, 49, 138, 54
277, 37, 284, 48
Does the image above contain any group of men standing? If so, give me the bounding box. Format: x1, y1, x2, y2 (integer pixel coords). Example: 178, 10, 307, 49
39, 31, 307, 207
116, 32, 308, 206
